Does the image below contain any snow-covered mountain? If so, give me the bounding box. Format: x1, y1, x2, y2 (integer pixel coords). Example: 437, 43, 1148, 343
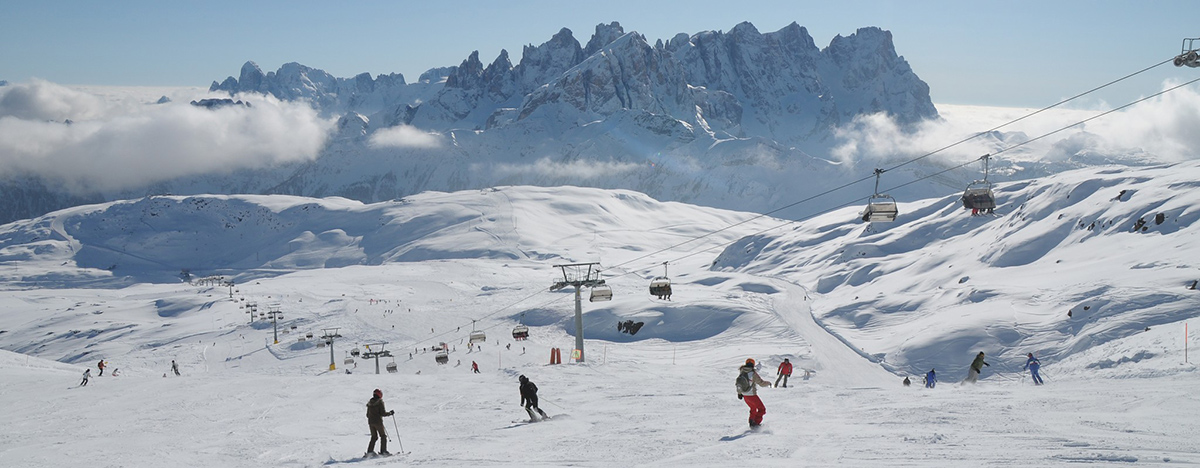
1, 162, 1197, 466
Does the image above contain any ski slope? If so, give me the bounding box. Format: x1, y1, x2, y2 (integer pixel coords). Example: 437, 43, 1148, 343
1, 171, 1198, 466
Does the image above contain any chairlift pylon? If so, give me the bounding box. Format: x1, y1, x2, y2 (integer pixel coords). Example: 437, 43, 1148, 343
860, 168, 898, 223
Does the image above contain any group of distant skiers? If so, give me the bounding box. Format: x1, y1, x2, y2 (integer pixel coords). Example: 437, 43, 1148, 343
736, 352, 1046, 428
79, 359, 180, 386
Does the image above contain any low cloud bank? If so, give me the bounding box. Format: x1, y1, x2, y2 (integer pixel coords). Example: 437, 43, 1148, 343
368, 124, 442, 149
832, 80, 1200, 168
0, 80, 333, 193
490, 157, 642, 179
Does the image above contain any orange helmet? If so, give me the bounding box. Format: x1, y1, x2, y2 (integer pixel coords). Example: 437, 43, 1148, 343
745, 358, 755, 366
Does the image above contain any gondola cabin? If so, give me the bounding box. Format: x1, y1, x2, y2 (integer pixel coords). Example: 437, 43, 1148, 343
512, 324, 529, 340
590, 284, 613, 302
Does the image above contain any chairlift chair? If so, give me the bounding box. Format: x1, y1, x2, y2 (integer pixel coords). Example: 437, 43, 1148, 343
860, 168, 899, 222
316, 340, 326, 348
386, 361, 398, 373
305, 332, 314, 339
469, 321, 486, 344
350, 348, 361, 357
1175, 38, 1200, 67
961, 180, 996, 210
435, 350, 449, 364
344, 356, 354, 365
590, 284, 613, 302
648, 262, 672, 298
512, 324, 529, 340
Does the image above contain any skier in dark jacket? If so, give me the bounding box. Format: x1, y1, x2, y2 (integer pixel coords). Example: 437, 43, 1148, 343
1024, 353, 1044, 385
965, 352, 989, 383
518, 375, 549, 421
365, 389, 395, 457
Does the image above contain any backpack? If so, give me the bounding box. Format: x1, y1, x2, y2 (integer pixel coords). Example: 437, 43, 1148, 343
735, 371, 753, 393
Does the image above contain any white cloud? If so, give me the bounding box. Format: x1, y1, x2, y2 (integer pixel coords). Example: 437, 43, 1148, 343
490, 157, 642, 179
0, 80, 334, 193
831, 81, 1200, 167
368, 125, 442, 149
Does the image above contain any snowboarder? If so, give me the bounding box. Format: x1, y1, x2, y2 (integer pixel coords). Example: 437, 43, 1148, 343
965, 352, 989, 383
97, 359, 106, 376
80, 368, 91, 386
518, 375, 549, 421
925, 368, 937, 388
1024, 353, 1044, 385
471, 361, 479, 374
365, 389, 395, 457
736, 358, 771, 428
774, 358, 793, 388
171, 360, 180, 376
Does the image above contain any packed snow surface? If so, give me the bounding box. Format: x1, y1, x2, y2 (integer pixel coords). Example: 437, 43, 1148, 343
1, 170, 1198, 466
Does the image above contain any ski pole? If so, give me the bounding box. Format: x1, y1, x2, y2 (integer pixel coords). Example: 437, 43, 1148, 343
391, 414, 404, 453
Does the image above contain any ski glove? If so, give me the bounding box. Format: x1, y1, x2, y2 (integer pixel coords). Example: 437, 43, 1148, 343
737, 394, 743, 400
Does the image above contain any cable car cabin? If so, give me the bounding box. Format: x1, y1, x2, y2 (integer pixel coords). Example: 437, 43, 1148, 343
386, 362, 398, 373
590, 284, 613, 302
512, 324, 529, 340
961, 181, 996, 211
649, 278, 672, 298
469, 330, 487, 344
435, 350, 449, 364
860, 196, 899, 223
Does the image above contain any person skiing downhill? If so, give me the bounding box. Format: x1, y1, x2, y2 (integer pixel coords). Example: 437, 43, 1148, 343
365, 389, 395, 457
171, 360, 180, 376
518, 375, 549, 421
80, 368, 91, 386
924, 368, 937, 388
774, 358, 793, 388
1024, 353, 1044, 385
97, 359, 106, 376
965, 352, 989, 383
471, 361, 480, 374
736, 358, 772, 428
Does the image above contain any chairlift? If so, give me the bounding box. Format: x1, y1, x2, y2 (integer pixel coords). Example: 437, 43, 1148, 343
648, 262, 672, 298
860, 168, 898, 222
590, 283, 613, 302
961, 155, 997, 212
316, 340, 325, 348
305, 332, 314, 339
435, 350, 449, 364
469, 321, 486, 344
1174, 37, 1200, 67
350, 348, 361, 357
344, 356, 354, 365
512, 324, 529, 340
298, 336, 306, 342
386, 360, 398, 373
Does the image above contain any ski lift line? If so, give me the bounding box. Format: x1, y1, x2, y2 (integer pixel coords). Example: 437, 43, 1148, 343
398, 290, 572, 350
394, 59, 1197, 353
884, 55, 1178, 174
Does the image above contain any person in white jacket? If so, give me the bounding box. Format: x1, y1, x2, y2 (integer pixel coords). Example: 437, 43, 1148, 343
735, 358, 772, 427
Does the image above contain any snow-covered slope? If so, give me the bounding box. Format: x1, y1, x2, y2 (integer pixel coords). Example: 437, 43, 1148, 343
1, 166, 1198, 466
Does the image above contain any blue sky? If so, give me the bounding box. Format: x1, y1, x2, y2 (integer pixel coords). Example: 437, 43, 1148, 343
1, 0, 1197, 107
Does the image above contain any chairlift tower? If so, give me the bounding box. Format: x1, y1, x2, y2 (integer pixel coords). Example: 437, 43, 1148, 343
362, 342, 392, 375
266, 303, 283, 344
550, 262, 607, 363
321, 328, 342, 371
245, 301, 258, 324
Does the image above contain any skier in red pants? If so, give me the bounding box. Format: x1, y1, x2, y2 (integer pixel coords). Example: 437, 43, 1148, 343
736, 358, 771, 427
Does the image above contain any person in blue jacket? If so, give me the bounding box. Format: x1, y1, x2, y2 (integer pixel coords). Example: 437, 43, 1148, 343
924, 368, 936, 388
1023, 353, 1044, 385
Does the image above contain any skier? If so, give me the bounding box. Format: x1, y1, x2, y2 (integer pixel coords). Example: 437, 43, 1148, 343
1024, 353, 1044, 385
111, 368, 120, 376
471, 361, 480, 374
518, 375, 549, 421
736, 358, 771, 428
965, 352, 989, 383
80, 368, 91, 386
365, 389, 395, 457
97, 359, 106, 376
924, 368, 937, 388
171, 360, 180, 376
774, 358, 793, 388
902, 376, 911, 386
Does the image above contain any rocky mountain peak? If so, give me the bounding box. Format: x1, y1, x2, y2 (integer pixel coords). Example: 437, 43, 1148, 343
584, 21, 626, 56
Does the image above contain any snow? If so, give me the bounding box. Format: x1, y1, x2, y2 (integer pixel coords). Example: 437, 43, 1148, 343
1, 171, 1198, 466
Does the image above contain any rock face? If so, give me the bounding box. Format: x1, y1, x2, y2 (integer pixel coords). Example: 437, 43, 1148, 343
3, 21, 942, 224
